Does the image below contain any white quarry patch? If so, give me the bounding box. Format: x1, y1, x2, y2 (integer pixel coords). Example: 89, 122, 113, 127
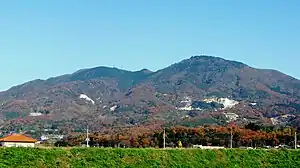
203, 97, 239, 109
177, 96, 238, 111
270, 118, 279, 125
181, 115, 190, 119
220, 98, 238, 109
224, 113, 239, 122
29, 113, 43, 117
177, 106, 193, 111
177, 96, 194, 111
79, 94, 95, 104
270, 114, 295, 125
281, 114, 295, 118
177, 107, 201, 111
180, 96, 192, 104
110, 105, 118, 112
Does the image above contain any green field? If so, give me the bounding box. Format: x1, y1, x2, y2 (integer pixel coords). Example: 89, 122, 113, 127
0, 148, 299, 168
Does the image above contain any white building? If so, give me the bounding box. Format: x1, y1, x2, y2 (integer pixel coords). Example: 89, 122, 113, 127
0, 134, 37, 147
192, 145, 225, 149
224, 113, 239, 121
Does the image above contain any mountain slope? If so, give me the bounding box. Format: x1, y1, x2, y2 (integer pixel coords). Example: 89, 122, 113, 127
0, 56, 300, 132
150, 56, 300, 101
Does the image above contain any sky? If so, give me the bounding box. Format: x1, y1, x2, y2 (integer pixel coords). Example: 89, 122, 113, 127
1, 0, 300, 91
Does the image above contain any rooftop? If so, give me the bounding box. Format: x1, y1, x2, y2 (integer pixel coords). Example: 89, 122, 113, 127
0, 134, 37, 143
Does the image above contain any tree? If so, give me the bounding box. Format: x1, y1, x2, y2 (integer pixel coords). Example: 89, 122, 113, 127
245, 122, 261, 131
54, 141, 72, 147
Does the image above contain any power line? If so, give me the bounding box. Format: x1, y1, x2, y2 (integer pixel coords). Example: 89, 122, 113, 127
230, 128, 233, 149
295, 131, 297, 149
163, 127, 166, 149
86, 125, 90, 147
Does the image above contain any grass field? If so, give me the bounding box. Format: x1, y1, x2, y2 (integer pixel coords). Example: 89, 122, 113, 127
0, 148, 299, 168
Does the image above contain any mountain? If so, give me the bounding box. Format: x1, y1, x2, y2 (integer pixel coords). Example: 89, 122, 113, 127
1, 55, 300, 132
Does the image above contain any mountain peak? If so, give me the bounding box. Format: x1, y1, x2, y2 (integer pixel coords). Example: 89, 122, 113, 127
190, 55, 220, 59
137, 69, 153, 74
187, 55, 246, 68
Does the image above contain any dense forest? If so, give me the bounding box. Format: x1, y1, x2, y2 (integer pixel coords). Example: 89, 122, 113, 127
55, 123, 299, 148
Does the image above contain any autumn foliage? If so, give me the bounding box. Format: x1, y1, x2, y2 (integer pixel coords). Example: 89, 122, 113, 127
58, 124, 299, 148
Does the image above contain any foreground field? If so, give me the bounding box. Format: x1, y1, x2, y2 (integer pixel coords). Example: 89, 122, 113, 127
0, 148, 299, 168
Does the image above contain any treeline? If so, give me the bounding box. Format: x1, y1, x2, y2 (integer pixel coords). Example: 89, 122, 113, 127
56, 123, 299, 148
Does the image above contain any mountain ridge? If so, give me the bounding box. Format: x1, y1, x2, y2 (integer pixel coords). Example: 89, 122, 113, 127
0, 55, 300, 132
4, 55, 299, 91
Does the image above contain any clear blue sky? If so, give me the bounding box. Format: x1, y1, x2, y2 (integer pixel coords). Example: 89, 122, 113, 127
1, 0, 300, 91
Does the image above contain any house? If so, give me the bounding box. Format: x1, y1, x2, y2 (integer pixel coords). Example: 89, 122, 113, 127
0, 134, 37, 147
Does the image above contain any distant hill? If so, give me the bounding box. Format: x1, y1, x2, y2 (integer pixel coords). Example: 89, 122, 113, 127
0, 55, 300, 132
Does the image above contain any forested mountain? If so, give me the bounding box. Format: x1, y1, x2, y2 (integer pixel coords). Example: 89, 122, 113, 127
1, 56, 300, 132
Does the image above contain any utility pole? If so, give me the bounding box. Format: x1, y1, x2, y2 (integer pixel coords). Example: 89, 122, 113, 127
163, 127, 166, 149
230, 128, 233, 149
86, 125, 90, 147
295, 131, 297, 149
